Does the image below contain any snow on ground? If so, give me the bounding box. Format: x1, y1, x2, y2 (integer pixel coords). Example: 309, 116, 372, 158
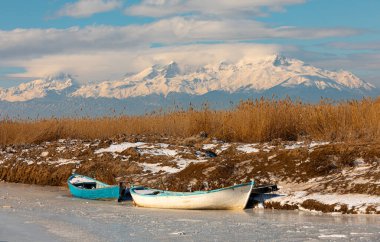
268, 154, 277, 160
215, 143, 230, 154
140, 148, 177, 157
309, 141, 329, 148
35, 158, 80, 166
173, 158, 208, 170
284, 141, 304, 150
56, 146, 65, 152
140, 163, 180, 174
95, 142, 146, 153
237, 144, 260, 153
203, 144, 217, 150
140, 158, 208, 174
47, 159, 80, 166
262, 143, 276, 152
19, 158, 34, 165
94, 140, 331, 158
40, 151, 49, 157
95, 142, 178, 156
306, 193, 380, 209
266, 191, 380, 213
285, 141, 330, 150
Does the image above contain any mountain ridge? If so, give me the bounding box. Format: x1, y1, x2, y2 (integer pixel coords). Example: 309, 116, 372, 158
0, 55, 377, 118
0, 55, 376, 102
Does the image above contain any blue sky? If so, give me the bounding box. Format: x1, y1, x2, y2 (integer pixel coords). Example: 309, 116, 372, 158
0, 0, 379, 87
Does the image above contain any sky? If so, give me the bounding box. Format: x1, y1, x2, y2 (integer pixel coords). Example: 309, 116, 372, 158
0, 0, 379, 87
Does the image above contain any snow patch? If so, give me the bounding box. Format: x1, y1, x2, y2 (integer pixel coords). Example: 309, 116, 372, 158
38, 158, 80, 166
268, 154, 277, 160
268, 191, 380, 212
309, 141, 329, 148
173, 158, 207, 170
40, 151, 49, 157
140, 148, 177, 157
215, 143, 230, 154
22, 159, 34, 165
237, 144, 260, 153
56, 147, 65, 152
139, 158, 207, 174
203, 144, 217, 150
140, 163, 180, 174
95, 142, 146, 154
284, 142, 304, 150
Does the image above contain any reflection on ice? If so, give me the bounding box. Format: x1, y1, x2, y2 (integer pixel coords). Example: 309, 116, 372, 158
0, 183, 379, 242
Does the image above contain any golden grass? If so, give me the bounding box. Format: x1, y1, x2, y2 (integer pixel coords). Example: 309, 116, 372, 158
1, 98, 380, 145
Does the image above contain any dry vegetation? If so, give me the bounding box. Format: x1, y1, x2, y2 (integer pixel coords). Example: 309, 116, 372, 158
1, 98, 380, 146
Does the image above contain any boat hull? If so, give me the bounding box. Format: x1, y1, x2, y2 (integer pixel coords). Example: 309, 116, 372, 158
130, 182, 253, 210
67, 174, 120, 200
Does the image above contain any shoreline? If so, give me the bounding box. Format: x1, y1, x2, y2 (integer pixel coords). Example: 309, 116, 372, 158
1, 136, 379, 214
1, 180, 379, 215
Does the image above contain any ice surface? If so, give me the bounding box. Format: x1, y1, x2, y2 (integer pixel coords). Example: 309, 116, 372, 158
318, 234, 347, 238
1, 183, 379, 242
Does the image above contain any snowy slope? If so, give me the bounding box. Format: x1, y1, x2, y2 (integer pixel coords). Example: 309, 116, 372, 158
0, 55, 377, 118
0, 73, 75, 102
71, 55, 375, 99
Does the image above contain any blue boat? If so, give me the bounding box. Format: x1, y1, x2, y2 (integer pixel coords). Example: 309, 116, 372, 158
67, 174, 121, 200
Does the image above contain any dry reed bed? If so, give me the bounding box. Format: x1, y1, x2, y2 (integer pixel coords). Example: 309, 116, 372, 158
1, 98, 380, 146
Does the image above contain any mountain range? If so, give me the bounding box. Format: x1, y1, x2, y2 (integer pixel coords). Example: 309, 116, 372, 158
0, 55, 377, 119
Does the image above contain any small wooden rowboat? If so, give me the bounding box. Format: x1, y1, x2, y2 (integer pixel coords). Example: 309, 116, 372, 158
67, 174, 120, 200
130, 181, 254, 210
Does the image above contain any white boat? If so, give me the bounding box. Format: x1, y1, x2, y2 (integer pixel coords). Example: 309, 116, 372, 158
130, 181, 254, 210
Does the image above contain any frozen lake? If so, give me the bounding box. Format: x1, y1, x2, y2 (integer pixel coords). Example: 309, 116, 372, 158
1, 183, 379, 241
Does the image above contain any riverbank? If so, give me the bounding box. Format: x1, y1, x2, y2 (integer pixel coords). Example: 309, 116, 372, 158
1, 135, 379, 214
1, 182, 379, 241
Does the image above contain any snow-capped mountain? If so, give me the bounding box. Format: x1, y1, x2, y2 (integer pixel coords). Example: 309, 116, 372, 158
71, 55, 374, 99
0, 55, 377, 118
0, 73, 75, 102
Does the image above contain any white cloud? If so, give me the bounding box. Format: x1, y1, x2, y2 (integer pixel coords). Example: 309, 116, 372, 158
282, 47, 380, 86
125, 0, 306, 17
0, 18, 359, 61
0, 1, 370, 85
58, 0, 122, 18
6, 44, 280, 82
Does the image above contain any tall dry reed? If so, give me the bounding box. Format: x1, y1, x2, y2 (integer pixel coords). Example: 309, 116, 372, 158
1, 98, 380, 145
